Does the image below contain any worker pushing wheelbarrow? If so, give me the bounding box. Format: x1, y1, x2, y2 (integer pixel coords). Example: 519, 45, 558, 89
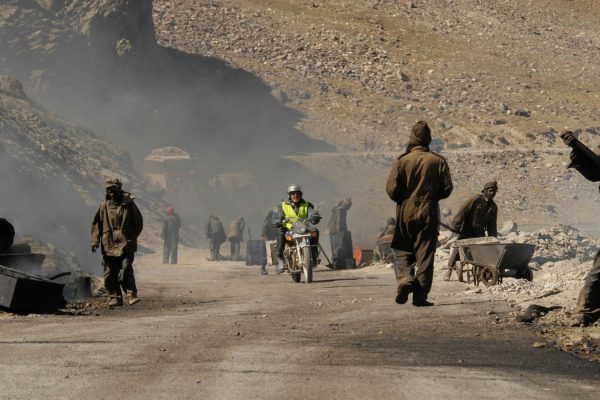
452, 238, 535, 286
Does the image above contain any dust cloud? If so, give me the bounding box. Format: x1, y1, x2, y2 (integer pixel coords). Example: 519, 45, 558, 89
0, 149, 96, 270
0, 0, 341, 265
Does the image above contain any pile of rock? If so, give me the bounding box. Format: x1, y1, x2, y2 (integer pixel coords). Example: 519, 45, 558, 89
504, 224, 599, 263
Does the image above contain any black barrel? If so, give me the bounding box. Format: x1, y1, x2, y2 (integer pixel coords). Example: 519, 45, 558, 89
329, 231, 355, 269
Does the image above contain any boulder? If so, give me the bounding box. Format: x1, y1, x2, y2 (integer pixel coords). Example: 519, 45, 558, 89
499, 220, 518, 236
0, 76, 26, 99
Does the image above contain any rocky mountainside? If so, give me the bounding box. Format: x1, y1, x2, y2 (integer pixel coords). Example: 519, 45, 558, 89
0, 0, 340, 243
2, 0, 600, 259
0, 75, 167, 271
150, 0, 600, 238
153, 0, 600, 152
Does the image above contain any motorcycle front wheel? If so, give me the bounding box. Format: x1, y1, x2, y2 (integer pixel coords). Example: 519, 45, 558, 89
302, 246, 313, 283
291, 272, 301, 282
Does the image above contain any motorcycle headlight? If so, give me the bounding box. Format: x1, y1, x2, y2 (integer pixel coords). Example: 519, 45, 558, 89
293, 222, 308, 235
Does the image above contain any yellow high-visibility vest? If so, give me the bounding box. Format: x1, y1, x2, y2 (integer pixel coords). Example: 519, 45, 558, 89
281, 201, 309, 230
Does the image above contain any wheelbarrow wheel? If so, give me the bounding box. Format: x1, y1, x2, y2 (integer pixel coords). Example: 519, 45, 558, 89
516, 267, 533, 281
479, 266, 499, 287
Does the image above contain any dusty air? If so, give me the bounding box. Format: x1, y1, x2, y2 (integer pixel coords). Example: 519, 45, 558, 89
1, 0, 600, 398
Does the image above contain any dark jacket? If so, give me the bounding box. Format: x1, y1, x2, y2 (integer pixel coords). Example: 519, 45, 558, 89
568, 145, 600, 182
262, 210, 279, 240
91, 193, 143, 257
162, 213, 181, 246
451, 194, 497, 238
205, 217, 226, 245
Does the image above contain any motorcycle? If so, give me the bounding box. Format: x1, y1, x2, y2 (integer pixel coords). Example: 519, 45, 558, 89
282, 217, 319, 283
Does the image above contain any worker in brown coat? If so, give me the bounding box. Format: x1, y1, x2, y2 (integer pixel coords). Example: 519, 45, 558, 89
386, 121, 453, 306
443, 181, 498, 281
91, 178, 143, 306
227, 217, 245, 261
561, 131, 600, 326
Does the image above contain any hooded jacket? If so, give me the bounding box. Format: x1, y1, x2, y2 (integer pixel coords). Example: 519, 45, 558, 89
91, 192, 143, 257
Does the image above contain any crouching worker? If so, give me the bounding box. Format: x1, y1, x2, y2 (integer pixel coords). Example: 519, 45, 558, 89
443, 181, 498, 281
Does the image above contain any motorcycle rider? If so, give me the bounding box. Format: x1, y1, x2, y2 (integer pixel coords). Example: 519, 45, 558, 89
272, 185, 321, 274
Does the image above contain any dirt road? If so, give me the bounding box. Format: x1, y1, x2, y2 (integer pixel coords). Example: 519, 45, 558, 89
1, 248, 599, 399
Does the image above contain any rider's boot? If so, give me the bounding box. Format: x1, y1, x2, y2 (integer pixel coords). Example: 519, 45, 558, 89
276, 257, 285, 274
260, 263, 268, 275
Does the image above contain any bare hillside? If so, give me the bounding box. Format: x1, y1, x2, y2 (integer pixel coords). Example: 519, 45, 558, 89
2, 0, 600, 256
0, 76, 166, 270
154, 0, 600, 151
152, 0, 600, 236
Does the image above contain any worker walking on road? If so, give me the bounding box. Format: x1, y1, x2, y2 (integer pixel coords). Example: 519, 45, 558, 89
386, 121, 453, 307
260, 210, 278, 275
91, 178, 143, 306
162, 207, 181, 264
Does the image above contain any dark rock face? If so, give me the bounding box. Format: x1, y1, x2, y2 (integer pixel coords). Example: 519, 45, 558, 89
0, 0, 331, 163
0, 76, 26, 98
0, 0, 156, 87
53, 0, 156, 53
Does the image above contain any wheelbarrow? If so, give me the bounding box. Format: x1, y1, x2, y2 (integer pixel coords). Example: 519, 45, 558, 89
455, 241, 535, 286
375, 238, 394, 264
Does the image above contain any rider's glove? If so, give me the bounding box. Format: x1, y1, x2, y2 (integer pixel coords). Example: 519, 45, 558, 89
310, 215, 321, 225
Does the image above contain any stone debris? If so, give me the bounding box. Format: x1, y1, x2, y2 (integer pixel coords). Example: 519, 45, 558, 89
503, 225, 600, 263
434, 225, 598, 315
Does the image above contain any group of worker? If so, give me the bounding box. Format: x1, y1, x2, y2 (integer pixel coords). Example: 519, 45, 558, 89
88, 120, 600, 327
205, 215, 245, 262
384, 121, 599, 326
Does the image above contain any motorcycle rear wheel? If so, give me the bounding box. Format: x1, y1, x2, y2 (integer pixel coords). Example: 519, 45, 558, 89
302, 247, 313, 283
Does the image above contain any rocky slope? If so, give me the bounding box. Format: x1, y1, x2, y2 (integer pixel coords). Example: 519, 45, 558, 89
153, 0, 600, 151
2, 0, 600, 263
0, 75, 166, 271
150, 0, 600, 236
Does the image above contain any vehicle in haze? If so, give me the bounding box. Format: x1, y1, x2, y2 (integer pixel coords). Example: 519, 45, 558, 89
282, 217, 319, 283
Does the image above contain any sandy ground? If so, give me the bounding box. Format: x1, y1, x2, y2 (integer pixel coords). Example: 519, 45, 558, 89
1, 246, 600, 399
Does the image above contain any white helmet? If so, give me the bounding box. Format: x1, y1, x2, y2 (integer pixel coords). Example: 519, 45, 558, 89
287, 185, 302, 195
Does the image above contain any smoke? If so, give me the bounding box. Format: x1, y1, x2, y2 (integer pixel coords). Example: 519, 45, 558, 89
1, 1, 340, 253
0, 148, 96, 271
